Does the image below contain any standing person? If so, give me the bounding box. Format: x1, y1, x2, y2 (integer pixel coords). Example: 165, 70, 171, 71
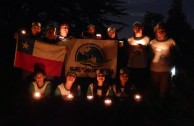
56, 22, 72, 82
42, 24, 66, 84
78, 24, 103, 96
105, 26, 118, 40
54, 71, 82, 101
104, 26, 122, 83
42, 24, 58, 44
127, 21, 150, 93
15, 21, 43, 84
57, 22, 73, 43
29, 69, 52, 101
81, 24, 102, 39
29, 21, 42, 40
150, 22, 176, 104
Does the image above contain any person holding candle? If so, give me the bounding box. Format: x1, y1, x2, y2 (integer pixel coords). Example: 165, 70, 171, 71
127, 21, 150, 93
112, 68, 138, 100
150, 22, 176, 104
87, 69, 113, 100
54, 71, 82, 101
29, 69, 52, 100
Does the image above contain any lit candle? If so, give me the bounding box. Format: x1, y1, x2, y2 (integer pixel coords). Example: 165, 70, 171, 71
67, 93, 74, 100
21, 30, 26, 35
153, 47, 162, 62
87, 95, 94, 100
119, 41, 124, 47
104, 98, 112, 106
156, 48, 162, 52
96, 34, 102, 39
33, 91, 41, 100
134, 93, 142, 102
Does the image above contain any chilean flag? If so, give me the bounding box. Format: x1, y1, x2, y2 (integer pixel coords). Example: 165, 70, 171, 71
14, 36, 67, 76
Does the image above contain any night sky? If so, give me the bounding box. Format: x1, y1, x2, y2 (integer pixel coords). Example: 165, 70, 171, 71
116, 0, 194, 38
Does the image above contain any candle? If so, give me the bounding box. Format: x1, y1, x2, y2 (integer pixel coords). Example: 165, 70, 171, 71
87, 95, 94, 100
104, 98, 112, 106
33, 91, 41, 100
134, 93, 142, 102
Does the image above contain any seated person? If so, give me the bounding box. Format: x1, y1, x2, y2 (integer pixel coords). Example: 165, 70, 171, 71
87, 69, 113, 99
55, 71, 82, 101
29, 69, 52, 100
112, 68, 142, 102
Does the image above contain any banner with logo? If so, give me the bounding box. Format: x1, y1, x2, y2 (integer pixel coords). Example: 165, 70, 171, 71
64, 39, 118, 78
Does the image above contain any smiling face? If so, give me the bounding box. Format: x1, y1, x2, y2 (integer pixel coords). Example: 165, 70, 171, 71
156, 28, 167, 40
97, 74, 105, 83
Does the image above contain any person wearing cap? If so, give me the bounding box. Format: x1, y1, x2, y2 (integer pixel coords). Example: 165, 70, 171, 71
81, 24, 102, 39
17, 21, 43, 84
112, 68, 137, 100
42, 24, 58, 44
29, 22, 42, 40
87, 69, 113, 99
57, 22, 74, 43
29, 69, 52, 101
55, 71, 82, 100
105, 26, 118, 40
127, 21, 150, 93
150, 22, 176, 103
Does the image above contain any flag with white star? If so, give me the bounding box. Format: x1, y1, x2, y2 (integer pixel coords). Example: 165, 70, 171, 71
14, 36, 67, 77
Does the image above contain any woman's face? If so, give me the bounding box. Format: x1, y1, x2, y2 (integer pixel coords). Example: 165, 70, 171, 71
156, 29, 166, 40
97, 74, 105, 82
31, 25, 41, 35
66, 74, 76, 82
107, 30, 116, 39
119, 74, 128, 84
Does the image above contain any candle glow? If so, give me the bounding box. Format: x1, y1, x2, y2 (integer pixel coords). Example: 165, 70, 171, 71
87, 95, 94, 100
104, 99, 112, 106
33, 92, 41, 99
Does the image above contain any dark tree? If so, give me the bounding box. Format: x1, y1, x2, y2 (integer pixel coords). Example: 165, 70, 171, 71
166, 0, 192, 52
0, 0, 128, 37
143, 11, 164, 40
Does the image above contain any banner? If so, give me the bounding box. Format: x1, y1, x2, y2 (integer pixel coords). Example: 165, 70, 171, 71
64, 39, 118, 78
14, 36, 67, 76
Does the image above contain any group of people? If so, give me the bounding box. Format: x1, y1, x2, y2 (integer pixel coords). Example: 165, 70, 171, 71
17, 20, 177, 105
29, 66, 141, 105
